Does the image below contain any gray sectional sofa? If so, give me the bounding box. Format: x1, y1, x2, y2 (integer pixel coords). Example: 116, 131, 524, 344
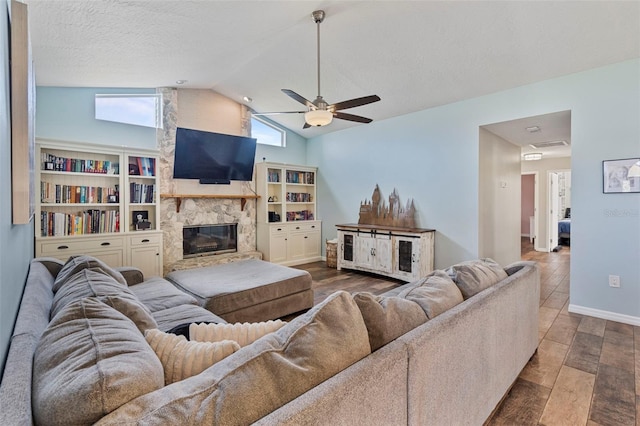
0, 256, 539, 425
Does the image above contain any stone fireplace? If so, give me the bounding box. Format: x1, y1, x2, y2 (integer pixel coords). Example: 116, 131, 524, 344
157, 88, 262, 274
183, 223, 237, 258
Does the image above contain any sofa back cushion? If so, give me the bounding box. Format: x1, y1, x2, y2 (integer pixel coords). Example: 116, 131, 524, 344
95, 291, 371, 425
353, 292, 428, 351
33, 298, 164, 426
445, 258, 508, 299
50, 268, 157, 332
53, 255, 127, 292
398, 270, 464, 319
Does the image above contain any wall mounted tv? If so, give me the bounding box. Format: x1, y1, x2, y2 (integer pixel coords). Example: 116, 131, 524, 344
173, 127, 257, 184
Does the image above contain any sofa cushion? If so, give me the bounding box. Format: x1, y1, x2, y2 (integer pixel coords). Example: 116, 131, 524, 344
145, 329, 240, 385
445, 258, 508, 299
52, 255, 127, 292
33, 298, 164, 426
353, 292, 428, 351
152, 304, 226, 332
95, 290, 371, 425
50, 268, 156, 332
397, 270, 464, 319
128, 276, 199, 312
189, 320, 287, 347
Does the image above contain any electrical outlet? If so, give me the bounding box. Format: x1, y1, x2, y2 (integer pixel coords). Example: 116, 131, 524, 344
609, 275, 620, 288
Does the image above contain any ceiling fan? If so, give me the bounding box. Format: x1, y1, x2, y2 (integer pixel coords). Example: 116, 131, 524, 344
253, 10, 381, 129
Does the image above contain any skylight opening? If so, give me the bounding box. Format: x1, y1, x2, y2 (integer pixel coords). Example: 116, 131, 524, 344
251, 116, 286, 147
95, 94, 163, 129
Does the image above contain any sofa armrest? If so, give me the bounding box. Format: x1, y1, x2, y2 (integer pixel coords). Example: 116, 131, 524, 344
33, 257, 65, 278
504, 260, 537, 276
116, 267, 145, 286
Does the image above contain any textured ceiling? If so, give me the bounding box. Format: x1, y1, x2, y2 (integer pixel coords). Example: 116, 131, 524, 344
24, 1, 640, 140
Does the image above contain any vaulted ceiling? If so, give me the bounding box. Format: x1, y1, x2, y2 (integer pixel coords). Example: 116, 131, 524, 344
24, 1, 640, 140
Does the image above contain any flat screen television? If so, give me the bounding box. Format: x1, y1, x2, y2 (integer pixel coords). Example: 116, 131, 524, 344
173, 127, 257, 184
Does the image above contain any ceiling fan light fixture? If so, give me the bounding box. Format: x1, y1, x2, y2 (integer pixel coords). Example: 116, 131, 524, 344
305, 109, 333, 126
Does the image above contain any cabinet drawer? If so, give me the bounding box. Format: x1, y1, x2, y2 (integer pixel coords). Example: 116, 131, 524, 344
288, 222, 320, 232
39, 236, 123, 254
128, 234, 162, 246
270, 225, 288, 235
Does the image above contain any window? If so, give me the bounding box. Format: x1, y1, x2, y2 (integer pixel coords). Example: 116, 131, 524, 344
251, 116, 286, 147
95, 94, 162, 128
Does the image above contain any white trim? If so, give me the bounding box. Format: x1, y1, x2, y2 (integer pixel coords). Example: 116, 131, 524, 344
521, 233, 530, 238
568, 304, 640, 327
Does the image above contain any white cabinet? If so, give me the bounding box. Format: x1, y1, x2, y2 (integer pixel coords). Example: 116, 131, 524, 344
256, 162, 322, 266
337, 224, 435, 282
35, 139, 163, 277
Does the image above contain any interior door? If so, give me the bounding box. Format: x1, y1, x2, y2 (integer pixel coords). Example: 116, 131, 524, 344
548, 172, 559, 251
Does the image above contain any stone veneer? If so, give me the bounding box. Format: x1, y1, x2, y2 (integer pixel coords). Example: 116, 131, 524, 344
157, 88, 258, 275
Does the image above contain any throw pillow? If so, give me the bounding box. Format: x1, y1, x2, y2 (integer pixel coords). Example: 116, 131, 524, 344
145, 329, 240, 385
53, 255, 127, 293
50, 268, 157, 332
32, 298, 164, 426
353, 292, 428, 351
189, 319, 287, 347
445, 258, 507, 299
95, 291, 371, 425
398, 270, 464, 319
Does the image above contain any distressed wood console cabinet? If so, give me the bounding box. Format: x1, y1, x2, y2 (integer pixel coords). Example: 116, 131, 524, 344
336, 223, 435, 282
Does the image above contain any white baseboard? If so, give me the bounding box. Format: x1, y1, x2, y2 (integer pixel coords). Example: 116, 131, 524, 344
568, 304, 640, 326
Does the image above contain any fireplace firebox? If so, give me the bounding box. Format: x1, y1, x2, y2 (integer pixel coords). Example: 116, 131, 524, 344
183, 224, 237, 258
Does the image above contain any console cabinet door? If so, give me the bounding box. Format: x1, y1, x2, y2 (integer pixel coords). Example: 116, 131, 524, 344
393, 236, 421, 281
355, 233, 375, 268
374, 234, 393, 273
338, 231, 356, 269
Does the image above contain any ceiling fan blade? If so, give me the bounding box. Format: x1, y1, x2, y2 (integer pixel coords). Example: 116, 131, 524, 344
330, 95, 381, 112
282, 89, 315, 109
252, 111, 305, 116
334, 112, 373, 124
303, 122, 311, 129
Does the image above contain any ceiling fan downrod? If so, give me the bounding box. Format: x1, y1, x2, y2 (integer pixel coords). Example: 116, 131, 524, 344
312, 10, 325, 106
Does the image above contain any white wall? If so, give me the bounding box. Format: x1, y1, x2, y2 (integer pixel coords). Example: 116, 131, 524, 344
308, 59, 640, 322
522, 157, 571, 251
478, 127, 522, 266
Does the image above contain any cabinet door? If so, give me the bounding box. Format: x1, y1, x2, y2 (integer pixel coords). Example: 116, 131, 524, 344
355, 233, 375, 268
270, 232, 288, 263
374, 235, 393, 273
86, 249, 125, 268
338, 231, 356, 269
394, 236, 421, 280
288, 231, 306, 262
130, 245, 161, 278
303, 230, 321, 258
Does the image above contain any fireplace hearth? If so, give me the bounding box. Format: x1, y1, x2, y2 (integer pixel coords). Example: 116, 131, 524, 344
183, 224, 237, 258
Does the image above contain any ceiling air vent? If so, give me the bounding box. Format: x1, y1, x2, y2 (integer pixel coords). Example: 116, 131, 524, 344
529, 140, 569, 149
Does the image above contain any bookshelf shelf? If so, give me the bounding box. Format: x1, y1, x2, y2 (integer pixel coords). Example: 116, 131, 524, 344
36, 139, 163, 277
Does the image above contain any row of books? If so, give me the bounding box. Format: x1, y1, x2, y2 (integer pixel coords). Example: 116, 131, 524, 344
40, 209, 120, 237
285, 171, 314, 184
40, 183, 117, 204
130, 157, 156, 177
267, 170, 281, 183
41, 153, 119, 174
286, 192, 312, 203
286, 210, 314, 221
130, 183, 156, 204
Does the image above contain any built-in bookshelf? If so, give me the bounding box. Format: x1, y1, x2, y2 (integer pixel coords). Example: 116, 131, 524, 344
35, 139, 163, 277
255, 162, 321, 266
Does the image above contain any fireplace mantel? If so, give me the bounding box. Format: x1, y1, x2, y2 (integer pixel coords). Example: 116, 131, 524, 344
160, 193, 260, 213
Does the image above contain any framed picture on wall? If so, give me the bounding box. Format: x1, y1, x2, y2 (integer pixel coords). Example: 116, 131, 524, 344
603, 158, 640, 193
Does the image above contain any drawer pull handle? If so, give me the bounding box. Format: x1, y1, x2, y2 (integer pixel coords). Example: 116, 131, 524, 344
296, 226, 300, 230
304, 236, 308, 239
277, 228, 282, 231
101, 242, 110, 246
142, 239, 150, 243
311, 225, 315, 228
57, 245, 69, 250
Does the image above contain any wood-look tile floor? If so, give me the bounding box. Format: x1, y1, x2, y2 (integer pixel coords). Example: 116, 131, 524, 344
295, 239, 639, 426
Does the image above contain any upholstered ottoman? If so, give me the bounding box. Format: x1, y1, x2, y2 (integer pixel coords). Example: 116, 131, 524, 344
166, 259, 314, 323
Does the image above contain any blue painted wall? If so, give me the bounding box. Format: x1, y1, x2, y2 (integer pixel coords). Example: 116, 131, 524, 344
36, 87, 157, 149
308, 59, 640, 319
0, 0, 35, 376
